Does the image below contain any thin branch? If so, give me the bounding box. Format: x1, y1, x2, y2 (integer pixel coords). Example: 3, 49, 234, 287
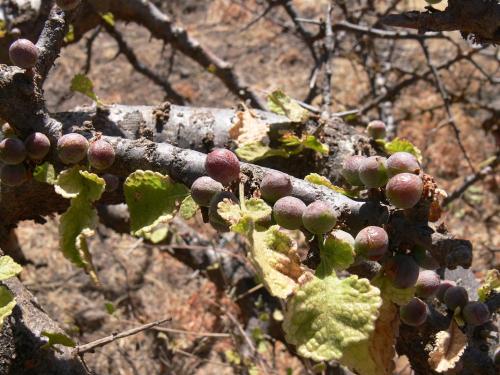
321, 4, 334, 116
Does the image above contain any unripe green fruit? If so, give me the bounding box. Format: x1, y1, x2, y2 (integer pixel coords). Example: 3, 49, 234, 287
1, 164, 28, 186
9, 39, 39, 69
386, 152, 420, 177
208, 191, 239, 232
88, 139, 115, 170
191, 176, 223, 207
354, 226, 388, 261
272, 196, 306, 230
358, 156, 388, 188
24, 132, 51, 161
415, 270, 440, 298
57, 133, 89, 164
103, 174, 120, 193
385, 173, 423, 209
443, 286, 468, 311
0, 138, 27, 165
436, 280, 456, 302
205, 148, 240, 186
302, 200, 337, 234
400, 297, 428, 327
341, 155, 365, 186
462, 302, 490, 326
260, 171, 293, 203
56, 0, 81, 11
384, 254, 419, 289
366, 120, 386, 139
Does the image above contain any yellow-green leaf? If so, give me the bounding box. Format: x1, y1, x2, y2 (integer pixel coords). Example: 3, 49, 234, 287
236, 141, 289, 162
41, 331, 76, 351
381, 138, 422, 163
0, 286, 16, 329
371, 274, 415, 306
64, 24, 75, 43
100, 12, 115, 26
304, 173, 354, 197
268, 90, 311, 123
179, 195, 198, 220
70, 74, 102, 105
55, 167, 105, 202
316, 230, 355, 277
0, 256, 22, 282
478, 269, 500, 302
33, 162, 56, 185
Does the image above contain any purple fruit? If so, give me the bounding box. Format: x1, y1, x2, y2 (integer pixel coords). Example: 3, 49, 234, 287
24, 132, 51, 161
354, 226, 389, 261
191, 176, 223, 207
385, 173, 423, 209
302, 201, 337, 235
436, 280, 456, 302
400, 297, 428, 326
367, 120, 386, 139
88, 139, 115, 170
358, 156, 388, 188
205, 149, 240, 186
9, 39, 38, 69
56, 0, 81, 11
103, 174, 120, 193
260, 171, 293, 203
0, 138, 26, 165
462, 302, 490, 326
443, 286, 468, 311
57, 133, 89, 164
341, 155, 365, 186
386, 152, 420, 177
208, 191, 239, 232
384, 254, 420, 289
273, 196, 306, 230
415, 270, 440, 298
1, 164, 28, 187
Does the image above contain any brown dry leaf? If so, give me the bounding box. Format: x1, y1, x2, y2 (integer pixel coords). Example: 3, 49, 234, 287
229, 104, 270, 146
428, 321, 467, 373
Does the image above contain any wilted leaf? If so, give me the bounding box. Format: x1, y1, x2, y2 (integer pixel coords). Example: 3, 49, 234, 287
236, 141, 288, 162
0, 256, 22, 282
218, 198, 272, 235
229, 105, 270, 146
371, 274, 415, 306
303, 135, 329, 155
55, 167, 105, 201
0, 286, 16, 329
382, 138, 422, 163
179, 195, 198, 220
70, 74, 102, 105
316, 232, 355, 277
304, 173, 353, 197
268, 90, 310, 123
100, 12, 115, 26
283, 274, 382, 361
41, 331, 76, 351
428, 321, 467, 373
33, 162, 56, 185
478, 269, 500, 302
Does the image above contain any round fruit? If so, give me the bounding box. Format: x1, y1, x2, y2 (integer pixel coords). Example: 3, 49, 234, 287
354, 226, 389, 261
208, 191, 239, 232
102, 174, 120, 193
57, 133, 89, 164
462, 302, 490, 326
436, 280, 456, 302
191, 176, 223, 207
273, 196, 306, 230
0, 164, 28, 187
205, 149, 240, 186
9, 39, 38, 69
0, 138, 26, 165
385, 173, 423, 209
366, 120, 386, 139
56, 0, 81, 11
443, 286, 468, 311
302, 201, 337, 235
415, 270, 440, 298
358, 156, 388, 188
412, 246, 439, 270
341, 155, 365, 186
400, 297, 428, 327
386, 152, 420, 177
384, 254, 420, 289
24, 132, 50, 160
88, 139, 115, 170
260, 171, 293, 203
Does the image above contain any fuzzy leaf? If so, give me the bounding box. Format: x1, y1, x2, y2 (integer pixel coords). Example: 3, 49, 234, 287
304, 173, 353, 197
236, 141, 288, 162
0, 256, 22, 282
55, 167, 105, 201
218, 198, 272, 235
428, 321, 467, 373
0, 286, 16, 329
124, 170, 188, 238
33, 162, 56, 185
41, 331, 76, 350
283, 274, 382, 361
371, 274, 415, 306
70, 74, 102, 105
268, 90, 310, 123
477, 269, 500, 302
382, 138, 422, 163
316, 232, 355, 277
179, 195, 198, 220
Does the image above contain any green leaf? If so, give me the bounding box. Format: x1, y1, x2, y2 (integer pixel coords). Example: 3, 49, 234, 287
0, 286, 16, 329
382, 138, 422, 163
236, 141, 289, 162
478, 269, 500, 302
64, 24, 75, 43
279, 134, 328, 157
268, 90, 311, 123
70, 74, 102, 105
124, 170, 188, 238
283, 274, 382, 361
104, 301, 116, 315
179, 195, 198, 220
218, 198, 272, 236
41, 331, 76, 351
33, 162, 56, 185
142, 226, 169, 244
248, 226, 304, 299
304, 173, 354, 197
100, 12, 115, 26
371, 274, 415, 306
0, 256, 22, 282
303, 135, 329, 155
316, 230, 355, 277
55, 167, 105, 202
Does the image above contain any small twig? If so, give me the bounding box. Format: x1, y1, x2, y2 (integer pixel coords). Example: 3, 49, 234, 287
321, 4, 334, 117
154, 326, 231, 338
83, 26, 102, 75
72, 318, 171, 355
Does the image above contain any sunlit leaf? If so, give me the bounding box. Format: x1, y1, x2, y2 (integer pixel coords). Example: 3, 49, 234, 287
100, 12, 115, 26
70, 74, 102, 105
316, 230, 355, 277
268, 90, 311, 123
33, 162, 56, 185
0, 286, 16, 329
235, 141, 289, 162
371, 274, 415, 306
304, 173, 354, 197
41, 331, 76, 351
179, 195, 198, 220
0, 256, 22, 282
381, 138, 422, 163
477, 269, 500, 302
428, 321, 467, 373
